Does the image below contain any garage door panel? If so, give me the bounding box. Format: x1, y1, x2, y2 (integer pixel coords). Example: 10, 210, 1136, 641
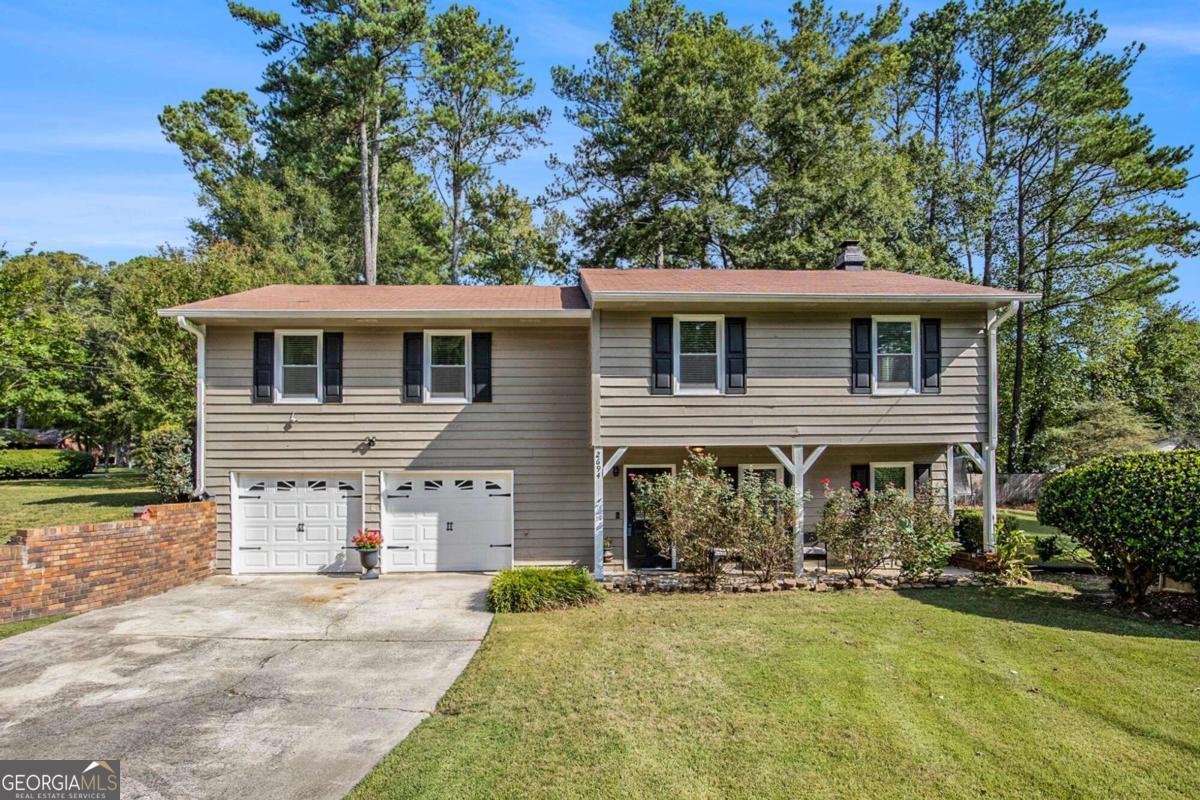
234, 474, 362, 573
382, 472, 512, 573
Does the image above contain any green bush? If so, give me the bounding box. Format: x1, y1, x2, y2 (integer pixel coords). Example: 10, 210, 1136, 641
955, 509, 983, 552
0, 448, 93, 479
893, 485, 959, 580
988, 521, 1031, 582
137, 425, 193, 502
1040, 450, 1200, 603
1033, 534, 1065, 563
488, 567, 604, 613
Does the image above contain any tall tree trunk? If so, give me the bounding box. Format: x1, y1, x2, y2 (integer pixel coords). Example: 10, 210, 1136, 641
359, 115, 376, 285
449, 172, 464, 285
1005, 160, 1028, 473
370, 105, 381, 283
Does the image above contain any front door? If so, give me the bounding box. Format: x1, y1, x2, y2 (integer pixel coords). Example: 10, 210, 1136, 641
626, 467, 673, 569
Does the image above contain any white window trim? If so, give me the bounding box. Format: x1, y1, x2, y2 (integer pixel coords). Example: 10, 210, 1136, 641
739, 463, 784, 485
423, 329, 472, 404
871, 315, 919, 396
673, 314, 725, 396
274, 329, 323, 404
870, 462, 914, 497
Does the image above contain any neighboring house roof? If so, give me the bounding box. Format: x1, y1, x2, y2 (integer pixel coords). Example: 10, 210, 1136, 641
579, 268, 1038, 304
160, 284, 591, 319
159, 269, 1037, 319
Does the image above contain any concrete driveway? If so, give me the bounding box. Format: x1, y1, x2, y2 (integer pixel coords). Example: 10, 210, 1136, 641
0, 573, 493, 800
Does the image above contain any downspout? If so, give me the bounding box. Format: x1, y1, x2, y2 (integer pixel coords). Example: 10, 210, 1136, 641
983, 301, 1018, 549
176, 316, 206, 496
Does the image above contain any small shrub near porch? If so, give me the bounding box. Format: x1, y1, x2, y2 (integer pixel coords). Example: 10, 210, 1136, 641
487, 567, 604, 613
632, 452, 804, 586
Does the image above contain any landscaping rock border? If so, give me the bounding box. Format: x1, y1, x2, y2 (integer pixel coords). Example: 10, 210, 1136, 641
601, 572, 987, 594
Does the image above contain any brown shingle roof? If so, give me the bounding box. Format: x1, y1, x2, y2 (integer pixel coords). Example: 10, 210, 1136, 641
580, 268, 1033, 301
162, 284, 590, 316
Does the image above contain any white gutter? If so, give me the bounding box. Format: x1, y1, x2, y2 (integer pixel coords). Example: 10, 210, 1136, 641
982, 300, 1019, 549
175, 316, 206, 496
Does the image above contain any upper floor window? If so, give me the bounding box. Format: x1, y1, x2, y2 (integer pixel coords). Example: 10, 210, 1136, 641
425, 330, 470, 403
276, 331, 322, 403
675, 315, 724, 395
872, 316, 918, 394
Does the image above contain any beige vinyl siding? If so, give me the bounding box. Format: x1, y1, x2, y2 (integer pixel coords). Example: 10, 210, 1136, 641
600, 445, 949, 569
204, 324, 591, 571
595, 308, 987, 446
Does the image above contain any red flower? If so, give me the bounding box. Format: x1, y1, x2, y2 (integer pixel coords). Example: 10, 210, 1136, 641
352, 529, 383, 550
821, 477, 831, 485
851, 481, 861, 489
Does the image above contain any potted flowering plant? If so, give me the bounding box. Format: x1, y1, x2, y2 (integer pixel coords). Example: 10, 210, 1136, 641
352, 529, 383, 579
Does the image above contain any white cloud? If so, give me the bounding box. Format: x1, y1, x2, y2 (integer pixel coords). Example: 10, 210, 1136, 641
1107, 24, 1200, 55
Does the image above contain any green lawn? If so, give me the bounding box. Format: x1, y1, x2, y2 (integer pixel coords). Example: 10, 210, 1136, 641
0, 615, 66, 640
0, 468, 161, 544
349, 585, 1200, 800
1001, 506, 1059, 536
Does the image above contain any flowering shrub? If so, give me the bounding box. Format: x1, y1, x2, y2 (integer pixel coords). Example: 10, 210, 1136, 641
814, 483, 898, 579
633, 453, 736, 587
731, 472, 803, 583
893, 484, 958, 580
352, 529, 383, 550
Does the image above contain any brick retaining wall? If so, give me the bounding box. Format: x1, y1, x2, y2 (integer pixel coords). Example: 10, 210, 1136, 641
0, 501, 216, 623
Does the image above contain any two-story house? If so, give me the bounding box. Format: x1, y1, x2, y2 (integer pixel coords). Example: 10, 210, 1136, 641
160, 243, 1034, 578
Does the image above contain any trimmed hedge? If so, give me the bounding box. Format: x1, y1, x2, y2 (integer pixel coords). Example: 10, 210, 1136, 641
0, 448, 94, 480
1040, 450, 1200, 602
955, 509, 1021, 553
137, 425, 193, 502
487, 567, 604, 613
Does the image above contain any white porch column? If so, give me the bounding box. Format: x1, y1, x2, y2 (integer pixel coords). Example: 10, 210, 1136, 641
593, 447, 605, 579
946, 444, 956, 518
792, 445, 805, 577
983, 443, 997, 551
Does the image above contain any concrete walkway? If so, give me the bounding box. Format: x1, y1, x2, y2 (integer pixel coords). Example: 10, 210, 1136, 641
0, 573, 493, 800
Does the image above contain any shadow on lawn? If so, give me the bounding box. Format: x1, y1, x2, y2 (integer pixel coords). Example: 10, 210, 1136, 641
899, 585, 1200, 641
27, 490, 161, 509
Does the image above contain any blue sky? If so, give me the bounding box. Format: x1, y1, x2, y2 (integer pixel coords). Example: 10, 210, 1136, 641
1, 0, 1197, 305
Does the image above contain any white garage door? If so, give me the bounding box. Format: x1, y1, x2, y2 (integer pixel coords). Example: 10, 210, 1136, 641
381, 472, 513, 572
234, 475, 363, 573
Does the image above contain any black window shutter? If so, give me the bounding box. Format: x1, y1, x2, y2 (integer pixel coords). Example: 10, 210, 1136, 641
850, 464, 870, 492
725, 317, 747, 395
850, 318, 872, 394
920, 318, 942, 394
914, 463, 932, 488
323, 332, 343, 403
403, 332, 424, 403
650, 317, 673, 395
472, 332, 492, 402
252, 332, 274, 403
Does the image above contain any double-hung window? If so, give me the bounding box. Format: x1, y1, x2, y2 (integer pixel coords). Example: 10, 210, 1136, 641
872, 316, 918, 394
424, 330, 471, 403
276, 330, 322, 403
870, 462, 913, 496
674, 315, 724, 394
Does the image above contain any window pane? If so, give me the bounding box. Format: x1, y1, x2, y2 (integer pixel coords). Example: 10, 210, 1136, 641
873, 466, 907, 491
431, 335, 465, 366
876, 321, 912, 354
283, 335, 318, 366
282, 365, 318, 397
877, 354, 913, 389
430, 365, 466, 397
679, 320, 716, 354
679, 354, 718, 389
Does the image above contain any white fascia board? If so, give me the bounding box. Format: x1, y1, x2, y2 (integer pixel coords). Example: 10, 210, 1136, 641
588, 291, 1040, 305
156, 308, 593, 320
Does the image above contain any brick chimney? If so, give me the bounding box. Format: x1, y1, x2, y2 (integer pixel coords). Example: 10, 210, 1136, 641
833, 240, 866, 270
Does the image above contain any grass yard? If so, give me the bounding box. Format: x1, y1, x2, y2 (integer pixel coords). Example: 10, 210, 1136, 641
0, 468, 161, 544
350, 584, 1200, 800
0, 615, 66, 640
